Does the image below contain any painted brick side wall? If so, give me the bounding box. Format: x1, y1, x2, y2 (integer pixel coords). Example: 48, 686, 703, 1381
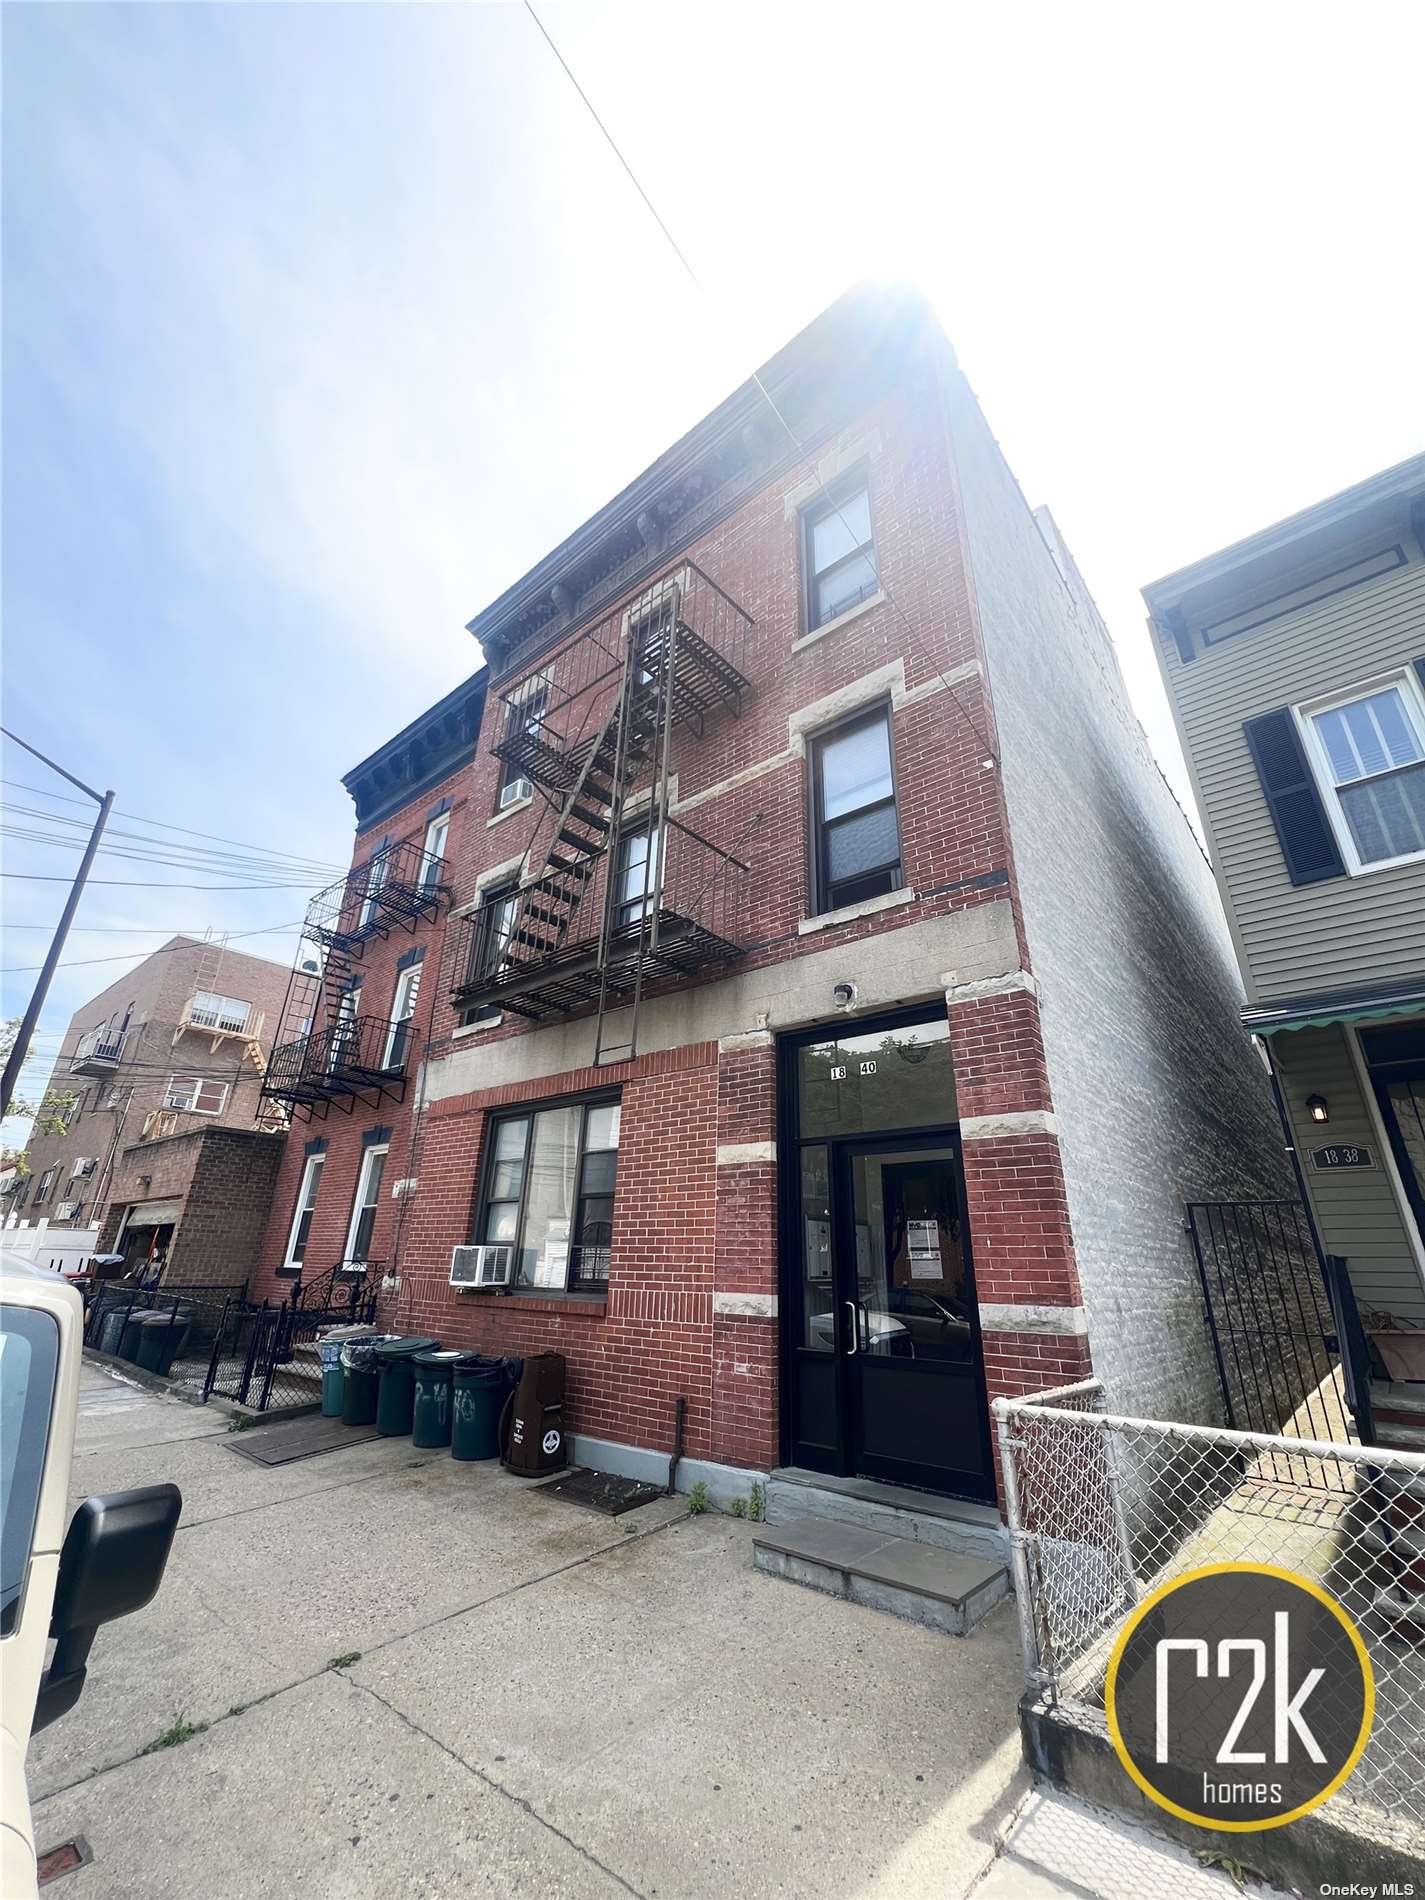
942, 360, 1295, 1423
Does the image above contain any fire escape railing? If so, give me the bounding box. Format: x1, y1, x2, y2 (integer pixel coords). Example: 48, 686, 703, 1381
451, 559, 756, 1063
259, 835, 447, 1124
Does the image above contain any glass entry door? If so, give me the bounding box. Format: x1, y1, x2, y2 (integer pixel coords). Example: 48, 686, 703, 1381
783, 1014, 993, 1499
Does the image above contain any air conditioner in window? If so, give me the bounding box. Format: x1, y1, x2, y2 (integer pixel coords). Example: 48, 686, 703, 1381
497, 776, 531, 810
54, 1202, 77, 1220
449, 1244, 513, 1289
70, 1157, 95, 1179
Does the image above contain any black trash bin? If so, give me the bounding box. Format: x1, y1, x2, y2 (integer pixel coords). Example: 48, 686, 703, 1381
136, 1309, 191, 1376
97, 1298, 131, 1356
411, 1350, 463, 1449
373, 1337, 439, 1437
340, 1335, 401, 1426
119, 1307, 152, 1362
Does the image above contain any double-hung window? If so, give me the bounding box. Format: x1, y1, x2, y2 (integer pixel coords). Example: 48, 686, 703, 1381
803, 480, 878, 632
476, 1098, 621, 1292
1299, 672, 1425, 871
498, 683, 547, 810
382, 962, 422, 1071
32, 1167, 56, 1207
283, 1153, 325, 1271
359, 839, 391, 927
810, 704, 903, 914
345, 1143, 388, 1265
614, 826, 661, 931
420, 812, 450, 891
164, 1075, 229, 1114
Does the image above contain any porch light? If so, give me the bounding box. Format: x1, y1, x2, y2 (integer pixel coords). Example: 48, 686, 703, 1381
1306, 1094, 1330, 1124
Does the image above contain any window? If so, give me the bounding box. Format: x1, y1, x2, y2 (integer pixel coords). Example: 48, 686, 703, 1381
477, 883, 519, 976
476, 1098, 621, 1292
31, 1168, 57, 1207
498, 683, 547, 809
381, 961, 423, 1071
358, 838, 392, 927
614, 826, 661, 931
803, 480, 878, 631
283, 1153, 325, 1271
420, 812, 450, 891
332, 983, 362, 1067
810, 704, 902, 913
1300, 673, 1425, 871
54, 1096, 78, 1133
344, 1143, 388, 1264
188, 990, 251, 1034
164, 1075, 229, 1115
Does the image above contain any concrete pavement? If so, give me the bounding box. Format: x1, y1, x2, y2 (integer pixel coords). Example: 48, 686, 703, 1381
28, 1366, 1290, 1898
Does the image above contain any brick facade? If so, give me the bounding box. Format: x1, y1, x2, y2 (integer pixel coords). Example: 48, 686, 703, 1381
245, 288, 1289, 1507
98, 1125, 284, 1289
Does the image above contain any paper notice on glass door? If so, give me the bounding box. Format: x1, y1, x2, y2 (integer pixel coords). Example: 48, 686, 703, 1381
907, 1219, 941, 1280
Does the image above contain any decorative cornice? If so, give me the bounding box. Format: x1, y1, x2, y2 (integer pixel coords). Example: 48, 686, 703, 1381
343, 670, 488, 832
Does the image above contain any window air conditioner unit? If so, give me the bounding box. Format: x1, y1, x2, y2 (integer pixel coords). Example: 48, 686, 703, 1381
71, 1158, 95, 1179
449, 1244, 513, 1289
497, 776, 531, 810
54, 1202, 77, 1220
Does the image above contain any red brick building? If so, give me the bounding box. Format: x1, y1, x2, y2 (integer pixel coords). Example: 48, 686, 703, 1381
253, 287, 1290, 1517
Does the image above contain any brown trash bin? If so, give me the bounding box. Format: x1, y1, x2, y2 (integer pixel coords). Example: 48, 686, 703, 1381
501, 1352, 568, 1476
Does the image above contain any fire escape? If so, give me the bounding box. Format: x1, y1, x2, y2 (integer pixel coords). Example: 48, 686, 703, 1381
260, 838, 447, 1122
451, 560, 756, 1064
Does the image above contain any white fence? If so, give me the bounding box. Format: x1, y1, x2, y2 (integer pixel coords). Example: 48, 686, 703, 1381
994, 1377, 1425, 1852
1, 1216, 102, 1274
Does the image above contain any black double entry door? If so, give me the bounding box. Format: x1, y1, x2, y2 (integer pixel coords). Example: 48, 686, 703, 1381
780, 1010, 995, 1501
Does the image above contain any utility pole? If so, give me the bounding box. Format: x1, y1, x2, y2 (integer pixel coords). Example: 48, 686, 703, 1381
1, 726, 115, 1122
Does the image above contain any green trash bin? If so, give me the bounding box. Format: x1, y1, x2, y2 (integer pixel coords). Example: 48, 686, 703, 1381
373, 1337, 439, 1437
341, 1336, 400, 1426
411, 1350, 463, 1449
451, 1355, 509, 1462
136, 1309, 191, 1376
317, 1339, 346, 1417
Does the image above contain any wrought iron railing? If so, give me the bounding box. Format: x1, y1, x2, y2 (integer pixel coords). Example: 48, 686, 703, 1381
70, 1026, 126, 1072
305, 838, 447, 953
262, 1013, 414, 1104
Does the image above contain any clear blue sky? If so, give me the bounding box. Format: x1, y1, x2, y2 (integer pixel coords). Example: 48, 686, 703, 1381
5, 1, 1423, 1137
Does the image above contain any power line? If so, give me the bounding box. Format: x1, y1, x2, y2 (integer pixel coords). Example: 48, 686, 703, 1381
1, 816, 334, 879
0, 780, 346, 871
1, 919, 304, 975
2, 873, 315, 889
521, 1, 1000, 768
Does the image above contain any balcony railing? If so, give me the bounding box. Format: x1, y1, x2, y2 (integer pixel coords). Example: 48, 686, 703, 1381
70, 1026, 127, 1076
177, 997, 264, 1041
260, 1013, 414, 1111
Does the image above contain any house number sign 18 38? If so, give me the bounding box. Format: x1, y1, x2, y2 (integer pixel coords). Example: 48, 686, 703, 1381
1310, 1145, 1374, 1171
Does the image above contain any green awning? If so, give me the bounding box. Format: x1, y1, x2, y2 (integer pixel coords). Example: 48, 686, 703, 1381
1247, 996, 1425, 1037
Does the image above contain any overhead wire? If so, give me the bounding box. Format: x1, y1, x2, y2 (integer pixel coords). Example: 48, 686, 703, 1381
0, 779, 346, 872
521, 0, 1000, 769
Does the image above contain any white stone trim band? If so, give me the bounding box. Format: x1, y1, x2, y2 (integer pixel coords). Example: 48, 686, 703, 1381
944, 970, 1040, 1003
978, 1303, 1087, 1336
960, 1110, 1060, 1140
713, 1291, 778, 1319
716, 1141, 776, 1165
719, 1029, 774, 1052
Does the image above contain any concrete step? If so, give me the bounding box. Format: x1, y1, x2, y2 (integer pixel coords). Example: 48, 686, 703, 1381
766, 1466, 1008, 1563
753, 1516, 1009, 1635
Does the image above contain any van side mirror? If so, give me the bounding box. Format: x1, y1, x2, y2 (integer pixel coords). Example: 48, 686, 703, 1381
33, 1485, 182, 1734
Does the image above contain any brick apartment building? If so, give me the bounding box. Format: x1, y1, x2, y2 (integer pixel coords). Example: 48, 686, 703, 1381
249, 672, 487, 1308
251, 286, 1292, 1515
9, 937, 290, 1282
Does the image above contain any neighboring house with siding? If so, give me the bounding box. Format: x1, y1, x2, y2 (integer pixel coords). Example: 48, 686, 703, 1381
1145, 454, 1425, 1448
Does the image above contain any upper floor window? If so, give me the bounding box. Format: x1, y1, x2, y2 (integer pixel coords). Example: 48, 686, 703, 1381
497, 683, 547, 810
189, 990, 251, 1035
803, 481, 878, 632
809, 704, 902, 914
615, 826, 661, 931
358, 838, 392, 927
164, 1075, 229, 1115
475, 1098, 620, 1293
381, 961, 423, 1071
1299, 672, 1425, 872
421, 812, 450, 890
32, 1167, 57, 1207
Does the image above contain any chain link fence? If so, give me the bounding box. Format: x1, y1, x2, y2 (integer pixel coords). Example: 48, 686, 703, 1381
994, 1378, 1425, 1854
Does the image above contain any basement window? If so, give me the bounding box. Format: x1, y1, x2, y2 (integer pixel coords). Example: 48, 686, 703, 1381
474, 1098, 620, 1294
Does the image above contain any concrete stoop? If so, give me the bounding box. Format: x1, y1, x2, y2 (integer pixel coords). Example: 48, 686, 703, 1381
766, 1466, 1009, 1561
752, 1516, 1009, 1635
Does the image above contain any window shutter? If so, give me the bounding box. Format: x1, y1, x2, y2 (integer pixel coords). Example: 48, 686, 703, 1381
1242, 708, 1346, 886
1414, 657, 1425, 696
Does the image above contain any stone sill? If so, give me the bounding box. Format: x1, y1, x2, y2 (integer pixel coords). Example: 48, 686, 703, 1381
486, 795, 532, 829
790, 591, 886, 655
465, 1291, 607, 1319
797, 886, 915, 936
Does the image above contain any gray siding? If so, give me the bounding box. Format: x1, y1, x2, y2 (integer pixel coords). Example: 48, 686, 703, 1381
1275, 1023, 1425, 1321
943, 365, 1297, 1425
1157, 560, 1425, 1005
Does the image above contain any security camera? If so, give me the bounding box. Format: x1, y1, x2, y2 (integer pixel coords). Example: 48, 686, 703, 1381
832, 981, 857, 1010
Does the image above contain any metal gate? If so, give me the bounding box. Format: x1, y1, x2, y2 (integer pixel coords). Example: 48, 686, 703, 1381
1185, 1199, 1375, 1487
202, 1289, 378, 1413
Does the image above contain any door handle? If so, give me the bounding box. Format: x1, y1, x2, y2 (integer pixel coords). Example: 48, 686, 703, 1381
845, 1301, 859, 1356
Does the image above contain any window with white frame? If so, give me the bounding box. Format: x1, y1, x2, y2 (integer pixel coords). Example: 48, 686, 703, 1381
358, 838, 392, 926
420, 811, 450, 890
283, 1152, 325, 1270
188, 990, 251, 1034
1299, 672, 1425, 871
381, 962, 422, 1070
496, 677, 548, 809
344, 1143, 388, 1264
32, 1167, 57, 1207
164, 1075, 229, 1114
